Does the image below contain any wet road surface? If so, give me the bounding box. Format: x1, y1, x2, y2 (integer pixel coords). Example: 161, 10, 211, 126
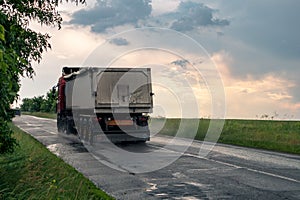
13, 115, 300, 199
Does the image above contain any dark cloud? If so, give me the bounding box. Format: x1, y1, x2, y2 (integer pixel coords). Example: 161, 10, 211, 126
69, 0, 229, 33
171, 59, 190, 69
217, 31, 225, 36
214, 1, 300, 60
159, 1, 230, 32
109, 37, 129, 46
70, 0, 152, 33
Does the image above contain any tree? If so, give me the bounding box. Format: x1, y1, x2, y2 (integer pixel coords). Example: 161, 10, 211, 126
0, 0, 85, 153
21, 89, 57, 113
41, 89, 57, 113
31, 96, 44, 112
20, 98, 33, 112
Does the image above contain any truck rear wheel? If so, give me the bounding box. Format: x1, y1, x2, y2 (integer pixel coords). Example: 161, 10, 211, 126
57, 115, 65, 133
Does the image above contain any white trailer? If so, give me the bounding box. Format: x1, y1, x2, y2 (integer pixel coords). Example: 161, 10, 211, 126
57, 67, 154, 143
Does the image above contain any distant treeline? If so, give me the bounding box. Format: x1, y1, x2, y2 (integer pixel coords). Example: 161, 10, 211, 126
21, 89, 57, 113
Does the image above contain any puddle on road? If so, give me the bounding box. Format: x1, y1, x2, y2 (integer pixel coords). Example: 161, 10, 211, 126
47, 142, 88, 157
176, 197, 202, 200
145, 178, 209, 199
156, 193, 168, 197
184, 181, 211, 189
172, 172, 188, 179
146, 182, 158, 192
47, 144, 63, 156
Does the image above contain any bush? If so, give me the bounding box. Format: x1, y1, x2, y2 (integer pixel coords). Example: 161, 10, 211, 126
0, 120, 17, 154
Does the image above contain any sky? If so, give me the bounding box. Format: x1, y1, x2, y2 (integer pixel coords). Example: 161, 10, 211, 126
19, 0, 300, 120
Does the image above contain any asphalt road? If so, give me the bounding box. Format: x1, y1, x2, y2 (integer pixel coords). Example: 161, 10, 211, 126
13, 115, 300, 200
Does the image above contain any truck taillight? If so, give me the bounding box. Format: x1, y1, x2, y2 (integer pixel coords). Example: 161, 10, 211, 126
136, 116, 148, 127
141, 117, 148, 121
94, 117, 102, 122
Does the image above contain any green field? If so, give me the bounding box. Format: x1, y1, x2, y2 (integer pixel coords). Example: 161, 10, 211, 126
0, 124, 113, 200
151, 118, 300, 154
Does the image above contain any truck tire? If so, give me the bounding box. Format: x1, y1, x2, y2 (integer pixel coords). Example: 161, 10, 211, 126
66, 120, 72, 135
57, 115, 64, 133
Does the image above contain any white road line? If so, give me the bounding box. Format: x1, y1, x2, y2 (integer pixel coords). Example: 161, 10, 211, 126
187, 153, 300, 184
32, 127, 57, 135
148, 144, 300, 184
16, 120, 58, 135
24, 115, 56, 122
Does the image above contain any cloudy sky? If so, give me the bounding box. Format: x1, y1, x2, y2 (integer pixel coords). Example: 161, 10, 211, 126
19, 0, 300, 120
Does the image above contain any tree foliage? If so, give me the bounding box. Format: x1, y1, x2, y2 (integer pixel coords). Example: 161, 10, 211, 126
0, 0, 85, 153
21, 89, 57, 113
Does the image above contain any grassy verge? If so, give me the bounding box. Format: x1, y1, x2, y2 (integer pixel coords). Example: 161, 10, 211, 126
0, 124, 114, 200
22, 112, 56, 119
151, 118, 300, 154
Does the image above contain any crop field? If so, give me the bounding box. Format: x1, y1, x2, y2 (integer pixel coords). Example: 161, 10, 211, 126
151, 118, 300, 154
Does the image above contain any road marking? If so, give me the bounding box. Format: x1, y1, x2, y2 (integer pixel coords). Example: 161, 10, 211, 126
148, 144, 300, 184
25, 115, 56, 122
42, 129, 58, 135
187, 153, 300, 183
16, 120, 58, 135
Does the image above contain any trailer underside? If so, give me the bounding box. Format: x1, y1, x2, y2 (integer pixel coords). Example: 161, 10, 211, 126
57, 111, 150, 143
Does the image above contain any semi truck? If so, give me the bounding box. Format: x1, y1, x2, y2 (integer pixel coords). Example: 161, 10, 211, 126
56, 67, 154, 143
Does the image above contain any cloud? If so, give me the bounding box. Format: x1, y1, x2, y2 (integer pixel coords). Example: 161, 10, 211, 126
109, 37, 129, 46
212, 51, 300, 119
210, 1, 300, 105
69, 0, 152, 33
210, 1, 300, 60
170, 59, 190, 69
158, 1, 230, 32
267, 92, 292, 101
69, 0, 229, 33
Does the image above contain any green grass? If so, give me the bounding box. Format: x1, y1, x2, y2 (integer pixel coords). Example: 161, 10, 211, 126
0, 124, 114, 200
22, 112, 56, 119
151, 118, 300, 154
219, 119, 300, 154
